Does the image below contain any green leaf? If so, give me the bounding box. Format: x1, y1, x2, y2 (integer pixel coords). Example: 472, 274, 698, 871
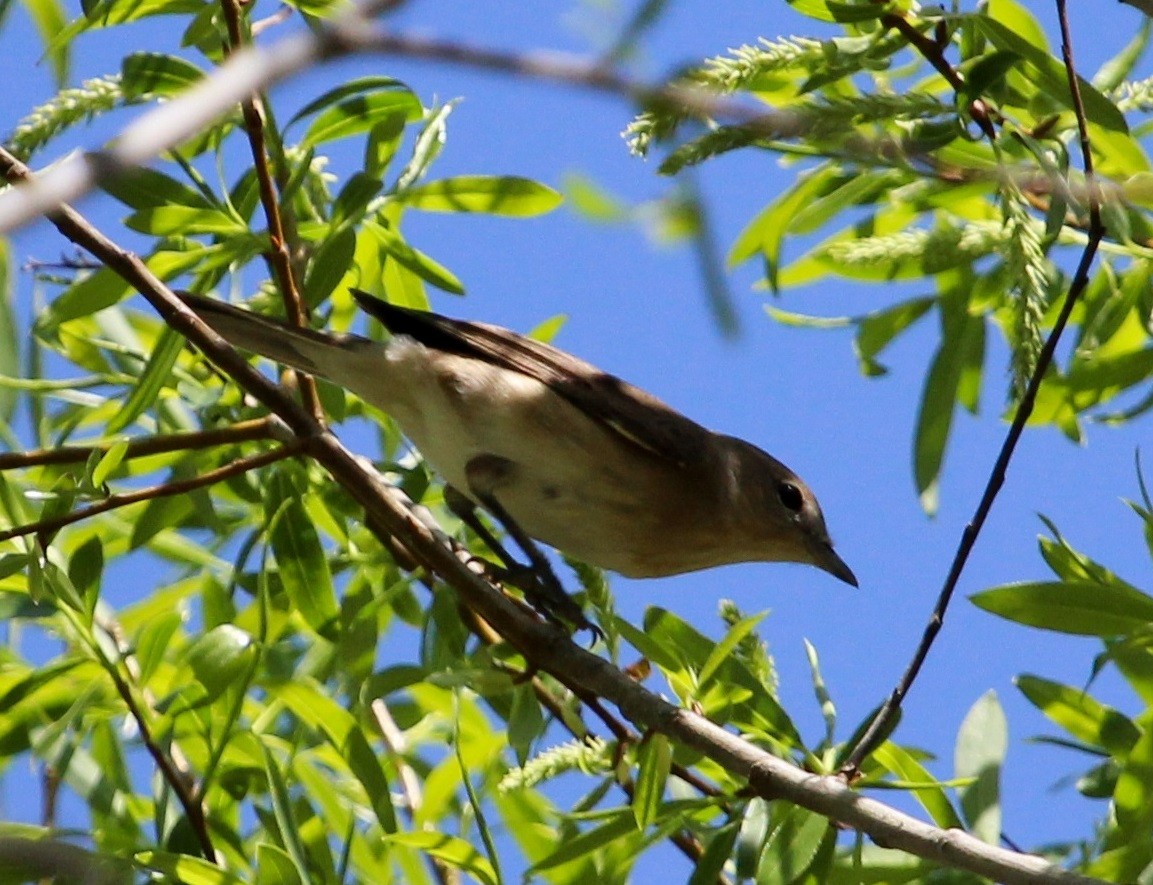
368, 222, 464, 295
121, 51, 204, 100
563, 172, 629, 222
972, 580, 1153, 636
383, 832, 498, 885
765, 307, 851, 330
301, 87, 422, 148
633, 732, 672, 829
135, 850, 247, 884
259, 742, 311, 881
255, 843, 304, 885
184, 624, 255, 701
1113, 718, 1153, 838
756, 803, 831, 885
273, 681, 397, 833
728, 166, 842, 289
1016, 674, 1140, 756
508, 682, 545, 767
38, 268, 132, 328
689, 820, 741, 885
913, 291, 984, 514
265, 472, 339, 637
529, 809, 639, 872
101, 166, 213, 211
398, 176, 562, 216
871, 742, 964, 829
854, 297, 935, 377
954, 691, 1005, 844
974, 16, 1128, 133
108, 327, 183, 433
90, 439, 129, 488
289, 76, 417, 126
785, 0, 892, 23
125, 205, 246, 236
698, 611, 767, 689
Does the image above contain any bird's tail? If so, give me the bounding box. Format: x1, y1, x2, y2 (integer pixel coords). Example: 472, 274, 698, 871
177, 292, 377, 383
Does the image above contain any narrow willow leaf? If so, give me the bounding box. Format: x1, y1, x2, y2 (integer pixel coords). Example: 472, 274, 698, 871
871, 742, 965, 829
508, 682, 545, 767
529, 809, 637, 872
184, 624, 254, 701
1016, 675, 1141, 756
265, 473, 339, 637
288, 76, 417, 127
688, 820, 740, 885
955, 691, 1005, 845
972, 580, 1153, 636
107, 328, 183, 433
698, 612, 766, 688
120, 51, 204, 99
633, 732, 672, 829
975, 17, 1128, 132
259, 742, 311, 881
302, 90, 424, 148
368, 223, 464, 295
383, 832, 497, 885
756, 803, 831, 885
398, 176, 562, 216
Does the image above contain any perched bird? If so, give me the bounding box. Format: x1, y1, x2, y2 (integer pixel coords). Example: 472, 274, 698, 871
179, 289, 856, 623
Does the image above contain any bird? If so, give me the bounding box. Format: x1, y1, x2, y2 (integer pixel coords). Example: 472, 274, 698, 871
178, 289, 856, 626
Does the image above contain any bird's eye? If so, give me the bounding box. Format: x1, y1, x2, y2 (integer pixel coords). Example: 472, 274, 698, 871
777, 481, 804, 512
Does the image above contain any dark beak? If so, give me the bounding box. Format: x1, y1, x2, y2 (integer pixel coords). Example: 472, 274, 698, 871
812, 540, 858, 587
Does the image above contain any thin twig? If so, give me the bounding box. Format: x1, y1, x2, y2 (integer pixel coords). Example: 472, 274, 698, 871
839, 0, 1106, 776
106, 661, 215, 859
218, 0, 324, 423
882, 13, 997, 139
0, 418, 274, 471
0, 445, 299, 543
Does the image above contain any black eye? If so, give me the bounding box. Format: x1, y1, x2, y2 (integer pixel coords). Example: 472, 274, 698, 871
777, 481, 804, 512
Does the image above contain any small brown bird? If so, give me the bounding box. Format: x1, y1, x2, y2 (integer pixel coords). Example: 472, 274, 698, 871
180, 290, 856, 621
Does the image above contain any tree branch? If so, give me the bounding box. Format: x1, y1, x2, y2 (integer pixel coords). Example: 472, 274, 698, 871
0, 445, 300, 543
0, 418, 275, 471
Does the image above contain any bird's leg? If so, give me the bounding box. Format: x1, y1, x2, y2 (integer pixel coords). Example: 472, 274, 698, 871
449, 454, 596, 636
443, 484, 524, 577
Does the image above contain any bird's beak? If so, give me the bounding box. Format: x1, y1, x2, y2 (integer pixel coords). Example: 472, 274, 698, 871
811, 539, 858, 587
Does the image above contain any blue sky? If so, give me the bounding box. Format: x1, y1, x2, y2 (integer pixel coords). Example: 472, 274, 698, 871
3, 0, 1150, 873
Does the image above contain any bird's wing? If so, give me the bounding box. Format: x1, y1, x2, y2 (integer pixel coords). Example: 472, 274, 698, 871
351, 289, 707, 466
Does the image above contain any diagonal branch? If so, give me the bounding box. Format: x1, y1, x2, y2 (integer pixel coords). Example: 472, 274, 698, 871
0, 445, 300, 543
839, 0, 1107, 776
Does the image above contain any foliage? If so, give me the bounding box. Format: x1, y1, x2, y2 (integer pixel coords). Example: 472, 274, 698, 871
0, 0, 1151, 882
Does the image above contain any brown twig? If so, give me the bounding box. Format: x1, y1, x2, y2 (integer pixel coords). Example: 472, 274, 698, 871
105, 657, 215, 859
0, 445, 299, 543
839, 0, 1107, 776
218, 0, 323, 423
0, 418, 275, 471
882, 13, 997, 140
